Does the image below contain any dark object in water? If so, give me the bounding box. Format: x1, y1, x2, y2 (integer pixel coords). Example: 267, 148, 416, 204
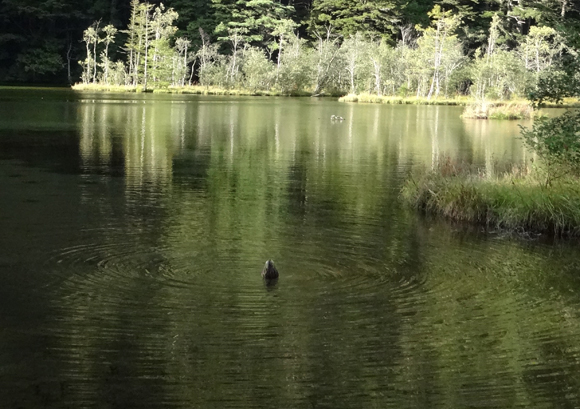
262, 259, 279, 279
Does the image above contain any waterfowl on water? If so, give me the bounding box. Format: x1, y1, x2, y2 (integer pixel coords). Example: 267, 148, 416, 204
330, 115, 344, 121
262, 259, 279, 279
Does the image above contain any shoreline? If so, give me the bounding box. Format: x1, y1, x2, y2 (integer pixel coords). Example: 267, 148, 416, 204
4, 85, 579, 114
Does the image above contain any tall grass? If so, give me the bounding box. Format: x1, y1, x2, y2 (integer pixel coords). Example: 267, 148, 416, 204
401, 156, 580, 236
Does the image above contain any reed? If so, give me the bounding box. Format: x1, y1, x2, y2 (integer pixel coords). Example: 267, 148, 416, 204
401, 156, 580, 236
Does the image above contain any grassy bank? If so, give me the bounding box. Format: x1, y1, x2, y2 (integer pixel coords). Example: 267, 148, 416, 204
338, 93, 468, 105
72, 83, 316, 96
340, 94, 580, 115
401, 157, 580, 236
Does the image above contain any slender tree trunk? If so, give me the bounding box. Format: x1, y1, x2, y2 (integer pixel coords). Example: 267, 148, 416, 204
104, 43, 109, 84
561, 0, 567, 17
182, 45, 188, 86
143, 12, 150, 90
189, 60, 195, 86
85, 42, 91, 84
276, 36, 283, 82
372, 59, 381, 96
66, 41, 72, 85
92, 36, 98, 83
535, 39, 541, 72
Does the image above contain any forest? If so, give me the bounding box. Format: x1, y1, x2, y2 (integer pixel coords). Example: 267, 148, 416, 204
1, 0, 579, 98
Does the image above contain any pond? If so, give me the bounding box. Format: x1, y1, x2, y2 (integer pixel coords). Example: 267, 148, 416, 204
1, 88, 580, 408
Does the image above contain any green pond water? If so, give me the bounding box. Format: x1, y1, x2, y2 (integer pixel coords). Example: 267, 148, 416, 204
1, 88, 580, 408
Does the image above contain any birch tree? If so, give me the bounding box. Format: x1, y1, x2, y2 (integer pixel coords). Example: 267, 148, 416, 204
101, 24, 117, 84
419, 6, 460, 99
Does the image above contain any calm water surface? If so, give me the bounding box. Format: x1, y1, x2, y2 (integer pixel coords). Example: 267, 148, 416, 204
1, 88, 580, 408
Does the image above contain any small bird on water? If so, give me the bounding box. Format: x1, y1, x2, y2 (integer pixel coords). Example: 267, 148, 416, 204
262, 259, 279, 279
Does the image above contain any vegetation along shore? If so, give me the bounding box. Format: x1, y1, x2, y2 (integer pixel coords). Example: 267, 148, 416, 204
2, 0, 575, 105
402, 64, 580, 237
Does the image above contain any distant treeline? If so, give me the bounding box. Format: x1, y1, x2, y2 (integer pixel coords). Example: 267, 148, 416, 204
1, 0, 579, 97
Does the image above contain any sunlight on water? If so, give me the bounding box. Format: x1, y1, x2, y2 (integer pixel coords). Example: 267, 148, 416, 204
1, 89, 580, 408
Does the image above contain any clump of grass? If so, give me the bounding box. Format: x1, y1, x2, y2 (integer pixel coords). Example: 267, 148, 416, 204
401, 155, 580, 236
462, 101, 534, 119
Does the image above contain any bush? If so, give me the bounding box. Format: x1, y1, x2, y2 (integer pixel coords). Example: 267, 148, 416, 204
520, 109, 580, 185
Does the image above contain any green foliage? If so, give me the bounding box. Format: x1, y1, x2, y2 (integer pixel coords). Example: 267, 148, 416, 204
528, 55, 580, 105
63, 0, 579, 99
241, 47, 274, 91
276, 35, 312, 93
470, 49, 530, 100
15, 40, 63, 79
214, 0, 295, 50
308, 0, 403, 39
520, 109, 580, 185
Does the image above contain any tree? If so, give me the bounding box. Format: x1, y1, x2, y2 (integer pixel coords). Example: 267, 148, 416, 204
241, 47, 275, 91
308, 0, 403, 39
101, 24, 118, 84
81, 22, 100, 84
216, 25, 246, 86
213, 0, 296, 50
270, 19, 298, 83
520, 53, 580, 186
417, 6, 462, 99
123, 0, 154, 88
149, 4, 179, 87
341, 32, 367, 94
196, 28, 221, 86
311, 27, 342, 95
518, 25, 566, 75
174, 37, 192, 86
277, 34, 312, 94
367, 38, 393, 96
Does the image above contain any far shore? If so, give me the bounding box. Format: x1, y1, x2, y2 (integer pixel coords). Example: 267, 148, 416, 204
4, 85, 577, 119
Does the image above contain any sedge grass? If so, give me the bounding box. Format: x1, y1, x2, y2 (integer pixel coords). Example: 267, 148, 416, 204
401, 157, 580, 237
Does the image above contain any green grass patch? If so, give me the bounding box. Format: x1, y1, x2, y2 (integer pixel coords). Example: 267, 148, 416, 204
401, 157, 580, 237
